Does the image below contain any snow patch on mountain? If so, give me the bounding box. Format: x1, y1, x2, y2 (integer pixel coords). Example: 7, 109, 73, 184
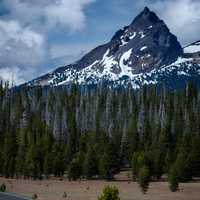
140, 46, 147, 51
184, 43, 200, 54
120, 37, 128, 46
129, 32, 137, 40
139, 31, 145, 39
28, 54, 200, 90
100, 50, 118, 80
119, 49, 133, 77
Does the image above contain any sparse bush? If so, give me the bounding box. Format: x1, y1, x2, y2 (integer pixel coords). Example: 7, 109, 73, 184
68, 158, 82, 181
0, 183, 6, 192
32, 193, 38, 199
99, 153, 113, 180
68, 152, 84, 181
131, 152, 147, 179
169, 166, 179, 192
83, 147, 98, 179
173, 151, 192, 182
98, 186, 120, 200
138, 166, 150, 194
63, 192, 67, 198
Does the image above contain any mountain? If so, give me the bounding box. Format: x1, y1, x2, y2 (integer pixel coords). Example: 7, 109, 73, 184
28, 7, 200, 89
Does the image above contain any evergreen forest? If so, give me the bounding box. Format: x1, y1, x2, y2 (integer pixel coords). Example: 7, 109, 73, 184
0, 82, 199, 189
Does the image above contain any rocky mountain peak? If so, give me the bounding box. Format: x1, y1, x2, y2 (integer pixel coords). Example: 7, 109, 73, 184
29, 7, 196, 89
108, 7, 183, 73
131, 6, 160, 26
143, 6, 150, 13
111, 7, 161, 42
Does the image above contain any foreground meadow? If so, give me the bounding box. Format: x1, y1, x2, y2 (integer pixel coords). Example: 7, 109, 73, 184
0, 177, 199, 200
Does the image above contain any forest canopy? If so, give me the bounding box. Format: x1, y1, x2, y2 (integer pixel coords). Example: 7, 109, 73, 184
0, 82, 199, 184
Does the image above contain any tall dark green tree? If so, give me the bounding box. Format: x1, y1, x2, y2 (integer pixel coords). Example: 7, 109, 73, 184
83, 147, 98, 179
169, 165, 179, 192
99, 152, 112, 180
138, 165, 150, 194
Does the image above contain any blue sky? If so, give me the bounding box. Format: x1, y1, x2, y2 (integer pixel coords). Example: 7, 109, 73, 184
0, 0, 200, 84
48, 0, 141, 64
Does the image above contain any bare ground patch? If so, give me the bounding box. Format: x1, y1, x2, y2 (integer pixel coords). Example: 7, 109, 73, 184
0, 178, 200, 200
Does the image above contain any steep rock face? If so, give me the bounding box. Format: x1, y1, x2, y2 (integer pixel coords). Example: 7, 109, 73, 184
75, 7, 183, 73
108, 7, 183, 73
28, 7, 197, 89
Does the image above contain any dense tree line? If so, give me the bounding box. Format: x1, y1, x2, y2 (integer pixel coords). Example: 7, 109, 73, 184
0, 82, 199, 189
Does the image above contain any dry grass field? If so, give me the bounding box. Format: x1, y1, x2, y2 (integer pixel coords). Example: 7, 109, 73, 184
0, 177, 200, 200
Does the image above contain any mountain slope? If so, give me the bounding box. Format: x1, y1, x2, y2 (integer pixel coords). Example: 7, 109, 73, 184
28, 7, 200, 89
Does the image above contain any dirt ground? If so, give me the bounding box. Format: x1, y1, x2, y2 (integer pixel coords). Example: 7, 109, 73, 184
0, 177, 200, 200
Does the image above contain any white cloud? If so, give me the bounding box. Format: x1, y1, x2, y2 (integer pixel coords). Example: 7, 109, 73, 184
1, 0, 200, 85
2, 0, 95, 32
45, 0, 95, 31
0, 0, 95, 84
0, 66, 25, 85
0, 20, 46, 66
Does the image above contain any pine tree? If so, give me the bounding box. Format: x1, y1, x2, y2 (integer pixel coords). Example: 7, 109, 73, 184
43, 152, 52, 178
68, 152, 84, 181
126, 115, 139, 162
83, 147, 98, 179
52, 143, 66, 177
169, 165, 179, 192
138, 165, 150, 194
174, 151, 192, 182
15, 130, 27, 178
174, 134, 192, 182
131, 152, 147, 178
24, 145, 41, 179
99, 152, 112, 180
190, 135, 200, 177
131, 152, 139, 178
3, 132, 17, 177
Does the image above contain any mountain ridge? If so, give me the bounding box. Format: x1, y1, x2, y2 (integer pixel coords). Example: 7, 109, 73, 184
27, 7, 200, 89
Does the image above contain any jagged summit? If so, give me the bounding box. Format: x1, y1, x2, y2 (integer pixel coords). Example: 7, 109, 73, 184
112, 7, 162, 42
77, 7, 183, 73
109, 7, 183, 73
135, 6, 151, 18
143, 6, 150, 12
131, 6, 161, 26
27, 8, 200, 89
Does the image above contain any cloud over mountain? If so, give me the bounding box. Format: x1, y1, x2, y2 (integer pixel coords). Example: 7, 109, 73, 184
0, 0, 200, 84
0, 0, 95, 83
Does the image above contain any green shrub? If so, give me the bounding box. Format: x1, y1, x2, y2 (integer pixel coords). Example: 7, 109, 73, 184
68, 152, 84, 181
131, 152, 147, 179
98, 186, 120, 200
169, 166, 179, 192
63, 192, 67, 198
138, 166, 150, 194
173, 152, 192, 182
32, 193, 38, 199
0, 183, 6, 192
99, 153, 113, 180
